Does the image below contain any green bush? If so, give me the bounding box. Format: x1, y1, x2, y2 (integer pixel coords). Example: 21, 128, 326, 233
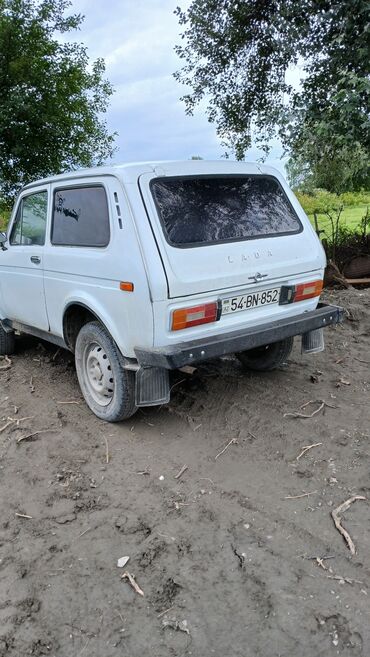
296, 189, 370, 216
0, 205, 10, 232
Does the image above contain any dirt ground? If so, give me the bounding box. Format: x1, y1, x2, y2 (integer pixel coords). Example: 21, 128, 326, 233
0, 289, 369, 657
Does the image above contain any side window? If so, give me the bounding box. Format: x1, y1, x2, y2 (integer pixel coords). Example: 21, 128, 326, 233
10, 192, 48, 246
51, 186, 110, 247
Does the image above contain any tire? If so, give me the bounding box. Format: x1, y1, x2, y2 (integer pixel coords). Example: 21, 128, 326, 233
0, 324, 15, 356
236, 337, 294, 372
75, 321, 137, 422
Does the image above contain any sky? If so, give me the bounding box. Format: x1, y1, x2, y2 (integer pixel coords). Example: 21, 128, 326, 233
69, 0, 289, 176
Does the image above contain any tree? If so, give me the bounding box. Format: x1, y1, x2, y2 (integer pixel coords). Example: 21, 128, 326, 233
0, 0, 115, 200
174, 0, 370, 185
286, 142, 370, 194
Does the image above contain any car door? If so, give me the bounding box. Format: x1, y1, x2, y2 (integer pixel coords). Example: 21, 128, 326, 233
0, 187, 50, 330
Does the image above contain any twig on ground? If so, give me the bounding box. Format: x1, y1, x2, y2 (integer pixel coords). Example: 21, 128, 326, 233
0, 356, 12, 371
354, 357, 370, 364
174, 464, 188, 480
336, 377, 351, 387
327, 574, 363, 585
169, 378, 186, 393
0, 419, 14, 434
314, 556, 363, 585
104, 436, 110, 464
0, 416, 33, 435
305, 555, 335, 561
331, 495, 366, 555
57, 400, 80, 405
15, 512, 33, 519
158, 606, 174, 618
52, 348, 61, 361
296, 442, 323, 461
17, 429, 58, 443
121, 571, 144, 596
284, 490, 318, 500
78, 527, 91, 538
284, 399, 336, 419
215, 437, 238, 460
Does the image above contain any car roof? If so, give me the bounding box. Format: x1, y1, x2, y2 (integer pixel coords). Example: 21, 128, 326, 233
22, 160, 283, 189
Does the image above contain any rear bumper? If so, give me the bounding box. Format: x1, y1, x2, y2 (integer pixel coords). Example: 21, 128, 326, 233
134, 303, 344, 370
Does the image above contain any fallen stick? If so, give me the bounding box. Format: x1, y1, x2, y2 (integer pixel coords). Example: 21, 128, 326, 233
17, 429, 58, 443
327, 574, 363, 585
174, 464, 188, 480
0, 419, 14, 434
0, 416, 33, 433
78, 527, 91, 538
14, 416, 34, 424
52, 348, 61, 361
284, 490, 317, 500
15, 512, 33, 519
57, 400, 81, 405
215, 437, 238, 460
314, 557, 363, 585
296, 442, 322, 461
157, 606, 174, 618
345, 277, 370, 284
121, 571, 144, 596
331, 495, 366, 555
305, 555, 335, 561
284, 399, 336, 419
104, 436, 110, 464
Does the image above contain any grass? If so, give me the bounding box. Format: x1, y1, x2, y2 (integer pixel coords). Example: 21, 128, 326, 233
308, 204, 369, 234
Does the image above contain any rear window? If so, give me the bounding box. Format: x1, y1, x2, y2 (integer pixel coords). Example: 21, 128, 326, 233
51, 185, 110, 247
150, 175, 302, 247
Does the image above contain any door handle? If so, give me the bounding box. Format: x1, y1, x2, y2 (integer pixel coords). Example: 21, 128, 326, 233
30, 256, 41, 264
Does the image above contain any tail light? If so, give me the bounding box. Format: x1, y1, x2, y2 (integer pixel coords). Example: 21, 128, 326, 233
294, 280, 323, 302
280, 279, 323, 305
171, 301, 219, 331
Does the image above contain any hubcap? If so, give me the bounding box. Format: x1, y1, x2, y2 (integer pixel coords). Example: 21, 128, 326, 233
83, 342, 114, 406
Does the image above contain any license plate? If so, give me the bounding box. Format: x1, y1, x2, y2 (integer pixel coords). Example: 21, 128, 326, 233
222, 287, 280, 315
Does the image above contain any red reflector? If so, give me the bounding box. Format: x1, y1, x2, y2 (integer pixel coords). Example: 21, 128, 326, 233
294, 280, 323, 302
171, 302, 218, 331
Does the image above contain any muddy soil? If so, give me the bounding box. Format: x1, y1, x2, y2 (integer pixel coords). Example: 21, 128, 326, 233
0, 289, 369, 657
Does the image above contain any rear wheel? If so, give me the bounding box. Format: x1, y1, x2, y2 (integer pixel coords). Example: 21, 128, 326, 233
75, 321, 137, 422
236, 337, 294, 372
0, 324, 15, 356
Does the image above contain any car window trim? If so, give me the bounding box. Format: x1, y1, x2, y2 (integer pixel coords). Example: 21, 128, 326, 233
149, 173, 303, 249
9, 189, 49, 247
50, 183, 111, 248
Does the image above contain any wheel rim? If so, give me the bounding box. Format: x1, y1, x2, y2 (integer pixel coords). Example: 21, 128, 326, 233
82, 342, 114, 406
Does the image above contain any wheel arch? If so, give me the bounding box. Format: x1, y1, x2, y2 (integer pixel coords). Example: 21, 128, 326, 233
63, 301, 120, 353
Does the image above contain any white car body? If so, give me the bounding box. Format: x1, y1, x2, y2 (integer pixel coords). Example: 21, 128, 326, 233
0, 160, 342, 418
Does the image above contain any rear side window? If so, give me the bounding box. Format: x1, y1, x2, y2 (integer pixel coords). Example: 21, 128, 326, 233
150, 175, 302, 247
51, 185, 110, 247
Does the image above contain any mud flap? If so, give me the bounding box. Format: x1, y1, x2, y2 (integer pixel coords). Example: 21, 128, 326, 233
301, 328, 325, 354
135, 366, 170, 407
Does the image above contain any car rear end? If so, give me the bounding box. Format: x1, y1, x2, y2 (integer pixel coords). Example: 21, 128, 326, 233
132, 161, 343, 402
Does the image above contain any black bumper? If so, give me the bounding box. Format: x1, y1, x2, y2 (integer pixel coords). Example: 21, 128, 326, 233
135, 303, 344, 370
